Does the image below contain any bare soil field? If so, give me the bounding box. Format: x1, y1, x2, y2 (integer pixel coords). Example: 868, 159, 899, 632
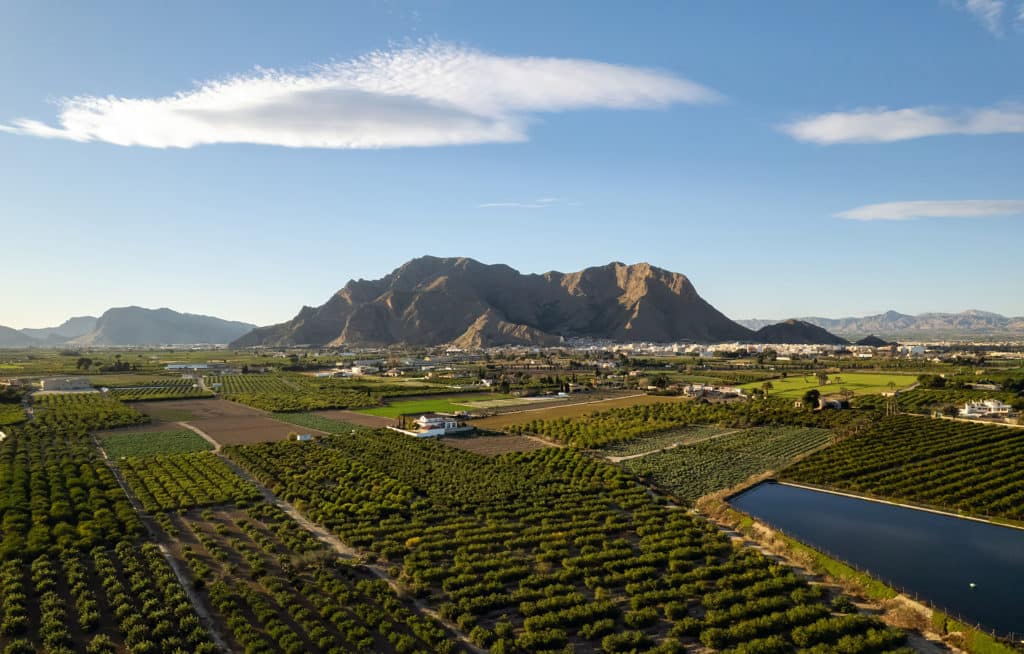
311, 409, 394, 428
470, 394, 691, 431
440, 434, 553, 456
189, 416, 327, 445
133, 398, 266, 420
132, 398, 326, 446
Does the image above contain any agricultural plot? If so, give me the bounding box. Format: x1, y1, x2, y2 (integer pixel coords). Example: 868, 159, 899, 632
273, 410, 382, 433
0, 403, 25, 426
439, 433, 552, 456
160, 504, 456, 653
208, 373, 379, 412
600, 425, 737, 458
98, 428, 213, 458
31, 392, 149, 430
471, 394, 691, 431
0, 392, 217, 652
854, 388, 1020, 414
355, 393, 496, 418
0, 544, 217, 654
740, 373, 916, 399
133, 398, 327, 445
225, 432, 904, 653
624, 427, 832, 504
105, 378, 213, 401
460, 395, 564, 410
506, 397, 852, 448
677, 370, 779, 385
85, 374, 175, 387
783, 415, 1024, 520
118, 452, 261, 511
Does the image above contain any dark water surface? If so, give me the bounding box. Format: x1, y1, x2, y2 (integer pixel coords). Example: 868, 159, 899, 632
730, 482, 1024, 636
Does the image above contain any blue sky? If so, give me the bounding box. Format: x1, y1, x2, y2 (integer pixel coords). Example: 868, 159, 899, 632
2, 1, 1023, 329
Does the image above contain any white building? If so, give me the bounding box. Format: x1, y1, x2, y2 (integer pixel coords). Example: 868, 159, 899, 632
959, 399, 1013, 418
388, 413, 474, 438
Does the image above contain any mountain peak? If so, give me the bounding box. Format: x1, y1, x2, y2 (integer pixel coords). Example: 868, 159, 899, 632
233, 257, 751, 347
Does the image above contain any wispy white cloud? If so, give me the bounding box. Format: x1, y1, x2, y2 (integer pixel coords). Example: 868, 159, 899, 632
478, 197, 581, 210
1017, 1, 1024, 29
836, 200, 1024, 221
780, 104, 1024, 144
955, 0, 1007, 35
0, 42, 720, 150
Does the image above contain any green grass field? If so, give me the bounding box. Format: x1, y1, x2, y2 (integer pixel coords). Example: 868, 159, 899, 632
357, 394, 500, 418
740, 372, 916, 399
98, 429, 213, 458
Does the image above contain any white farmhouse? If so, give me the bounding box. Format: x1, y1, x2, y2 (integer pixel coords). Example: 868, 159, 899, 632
388, 413, 474, 438
959, 399, 1013, 418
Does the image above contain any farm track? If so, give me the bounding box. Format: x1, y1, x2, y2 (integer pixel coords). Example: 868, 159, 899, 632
605, 428, 745, 463
91, 434, 233, 653
215, 450, 486, 654
523, 432, 563, 448
179, 421, 223, 452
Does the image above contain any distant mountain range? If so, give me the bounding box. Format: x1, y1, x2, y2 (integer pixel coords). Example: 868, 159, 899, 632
4, 265, 1018, 349
738, 310, 1024, 340
0, 307, 255, 347
233, 256, 757, 348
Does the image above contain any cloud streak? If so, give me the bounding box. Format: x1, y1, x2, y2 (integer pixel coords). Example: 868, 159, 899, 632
958, 0, 1006, 35
478, 198, 581, 209
780, 104, 1024, 144
0, 42, 720, 150
836, 200, 1024, 221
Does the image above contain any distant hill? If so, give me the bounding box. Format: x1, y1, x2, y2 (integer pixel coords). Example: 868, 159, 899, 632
67, 307, 255, 346
233, 256, 755, 347
753, 320, 847, 345
20, 315, 97, 342
0, 325, 38, 348
739, 310, 1024, 340
854, 335, 894, 347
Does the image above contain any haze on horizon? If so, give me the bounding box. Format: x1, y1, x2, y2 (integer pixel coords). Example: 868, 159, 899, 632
2, 1, 1022, 329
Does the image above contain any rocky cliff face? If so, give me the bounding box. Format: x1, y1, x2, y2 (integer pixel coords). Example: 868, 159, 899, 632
232, 256, 754, 347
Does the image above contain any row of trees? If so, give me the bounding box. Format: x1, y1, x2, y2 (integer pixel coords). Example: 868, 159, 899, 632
506, 397, 867, 448
784, 414, 1024, 520
166, 503, 455, 653
223, 433, 904, 652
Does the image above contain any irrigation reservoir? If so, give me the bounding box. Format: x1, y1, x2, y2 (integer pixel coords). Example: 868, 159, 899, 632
730, 482, 1024, 636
